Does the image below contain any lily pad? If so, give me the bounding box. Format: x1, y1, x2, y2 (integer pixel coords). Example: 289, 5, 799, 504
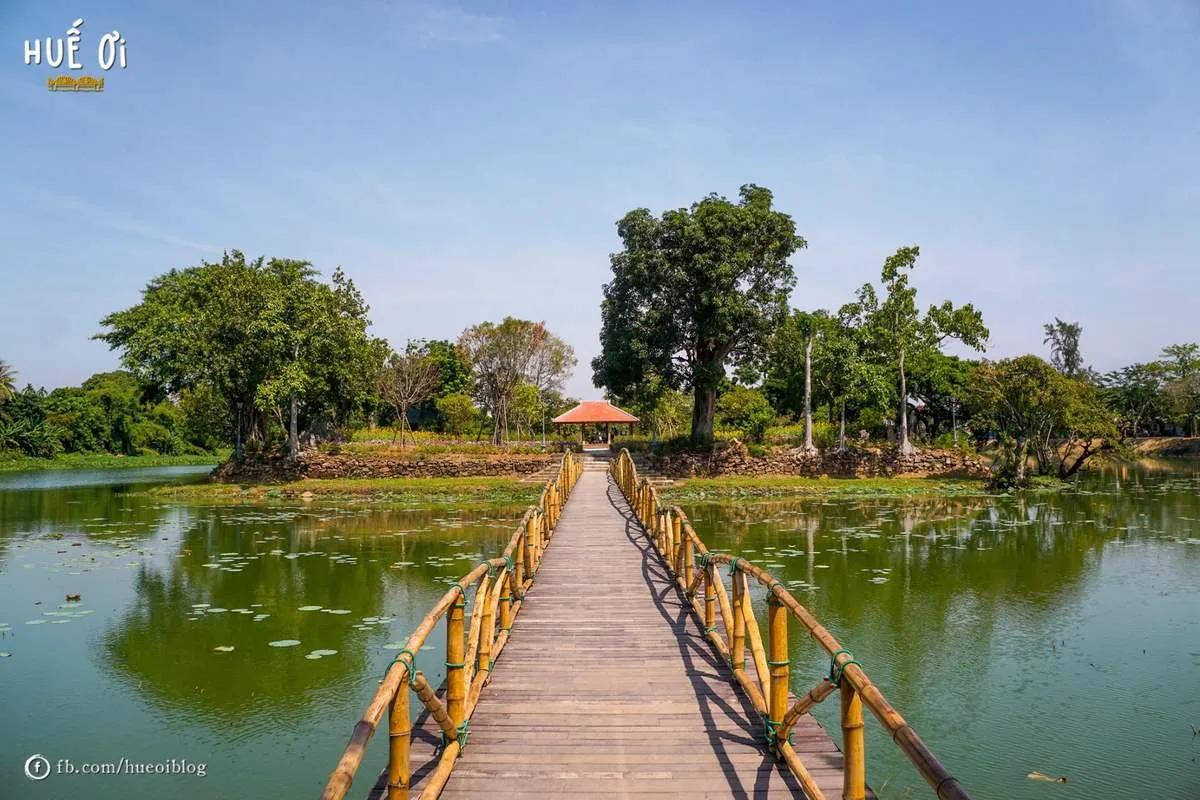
207, 607, 227, 613
310, 649, 338, 657
327, 609, 351, 615
213, 645, 235, 653
269, 639, 302, 648
25, 620, 47, 625
304, 653, 323, 660
0, 652, 10, 658
298, 605, 322, 612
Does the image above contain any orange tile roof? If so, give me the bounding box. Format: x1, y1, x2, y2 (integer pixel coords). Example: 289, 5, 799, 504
552, 401, 639, 424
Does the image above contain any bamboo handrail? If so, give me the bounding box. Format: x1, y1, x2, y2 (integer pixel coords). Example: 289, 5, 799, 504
320, 452, 582, 800
610, 449, 971, 800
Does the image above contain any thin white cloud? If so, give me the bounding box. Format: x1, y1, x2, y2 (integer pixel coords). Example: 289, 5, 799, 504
18, 185, 220, 253
378, 2, 508, 46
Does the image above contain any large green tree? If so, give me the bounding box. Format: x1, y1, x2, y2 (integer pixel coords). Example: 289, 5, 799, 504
96, 250, 385, 459
1159, 343, 1200, 436
851, 246, 988, 454
458, 318, 575, 445
969, 355, 1117, 485
593, 185, 806, 445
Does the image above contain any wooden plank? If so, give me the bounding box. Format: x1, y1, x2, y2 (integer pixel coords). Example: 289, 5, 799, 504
369, 463, 857, 799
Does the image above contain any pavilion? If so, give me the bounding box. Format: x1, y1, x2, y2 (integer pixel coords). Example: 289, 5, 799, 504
552, 401, 639, 446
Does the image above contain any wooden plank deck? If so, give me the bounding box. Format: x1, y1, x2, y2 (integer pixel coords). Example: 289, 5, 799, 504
371, 462, 851, 799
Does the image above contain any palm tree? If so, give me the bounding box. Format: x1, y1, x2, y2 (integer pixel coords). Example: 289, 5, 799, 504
0, 360, 16, 403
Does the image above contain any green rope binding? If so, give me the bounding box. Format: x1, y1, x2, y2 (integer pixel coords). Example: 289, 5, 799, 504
765, 580, 785, 604
764, 718, 794, 748
444, 661, 467, 669
728, 556, 744, 578
703, 625, 718, 634
767, 659, 790, 667
829, 649, 861, 687
389, 648, 417, 684
441, 719, 471, 749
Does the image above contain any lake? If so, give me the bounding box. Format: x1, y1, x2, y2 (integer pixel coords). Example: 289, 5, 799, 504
1, 462, 1197, 799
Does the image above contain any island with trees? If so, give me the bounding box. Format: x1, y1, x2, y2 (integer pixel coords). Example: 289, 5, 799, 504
2, 187, 1197, 492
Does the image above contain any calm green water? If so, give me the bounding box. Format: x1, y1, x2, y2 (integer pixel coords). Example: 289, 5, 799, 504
1, 464, 1198, 799
0, 469, 525, 799
681, 460, 1200, 799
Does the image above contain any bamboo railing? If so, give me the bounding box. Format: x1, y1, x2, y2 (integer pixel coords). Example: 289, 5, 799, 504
320, 452, 583, 800
611, 449, 971, 800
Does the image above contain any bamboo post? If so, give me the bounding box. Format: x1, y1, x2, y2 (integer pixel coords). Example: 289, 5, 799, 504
671, 513, 682, 576
683, 535, 694, 596
524, 514, 536, 577
498, 572, 513, 636
478, 578, 495, 677
667, 510, 676, 566
386, 679, 410, 799
731, 569, 746, 673
446, 590, 466, 729
767, 590, 789, 758
704, 563, 717, 636
841, 681, 866, 799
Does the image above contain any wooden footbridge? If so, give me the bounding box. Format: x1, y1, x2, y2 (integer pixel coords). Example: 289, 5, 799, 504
321, 452, 970, 799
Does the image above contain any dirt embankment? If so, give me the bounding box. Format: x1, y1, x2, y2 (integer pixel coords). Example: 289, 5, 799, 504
1129, 437, 1200, 458
210, 450, 557, 484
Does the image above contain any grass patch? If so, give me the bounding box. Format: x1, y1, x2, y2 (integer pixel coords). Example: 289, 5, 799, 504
0, 452, 226, 473
659, 475, 989, 501
152, 476, 542, 507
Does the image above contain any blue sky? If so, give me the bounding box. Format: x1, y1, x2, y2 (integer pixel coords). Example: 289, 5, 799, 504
1, 0, 1197, 401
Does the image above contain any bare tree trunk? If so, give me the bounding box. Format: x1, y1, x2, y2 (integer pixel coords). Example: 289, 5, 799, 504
1014, 437, 1029, 485
802, 334, 817, 453
838, 398, 847, 452
898, 347, 915, 455
288, 394, 299, 462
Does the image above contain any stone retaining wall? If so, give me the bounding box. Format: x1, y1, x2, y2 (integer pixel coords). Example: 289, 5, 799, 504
211, 451, 557, 483
642, 441, 988, 479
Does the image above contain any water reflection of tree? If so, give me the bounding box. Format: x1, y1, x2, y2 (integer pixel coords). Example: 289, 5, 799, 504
678, 474, 1200, 758
100, 504, 522, 728
0, 483, 173, 537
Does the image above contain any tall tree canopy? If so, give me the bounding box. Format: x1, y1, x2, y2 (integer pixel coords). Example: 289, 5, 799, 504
592, 184, 806, 445
1043, 318, 1085, 378
457, 317, 575, 445
970, 355, 1117, 484
851, 246, 988, 454
96, 250, 386, 457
